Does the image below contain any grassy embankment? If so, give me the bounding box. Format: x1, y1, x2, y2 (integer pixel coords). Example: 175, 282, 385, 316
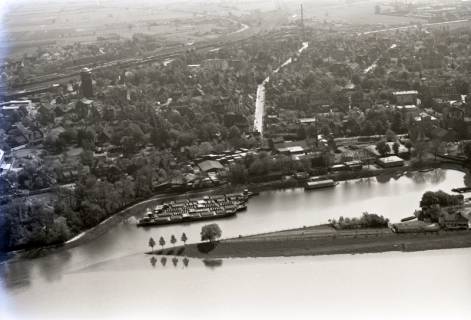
149, 225, 471, 258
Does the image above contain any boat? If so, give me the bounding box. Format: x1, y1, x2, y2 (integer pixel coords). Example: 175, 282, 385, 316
451, 187, 471, 194
137, 193, 249, 227
304, 179, 337, 190
400, 216, 416, 222
244, 189, 259, 198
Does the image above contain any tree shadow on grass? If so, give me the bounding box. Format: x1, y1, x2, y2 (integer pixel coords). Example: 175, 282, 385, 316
197, 241, 219, 254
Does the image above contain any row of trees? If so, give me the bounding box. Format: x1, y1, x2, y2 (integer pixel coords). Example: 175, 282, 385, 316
147, 224, 223, 252
148, 232, 188, 252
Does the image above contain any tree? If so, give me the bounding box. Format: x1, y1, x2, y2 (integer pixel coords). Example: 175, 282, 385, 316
376, 141, 391, 157
228, 163, 248, 184
385, 129, 396, 142
431, 138, 444, 160
181, 232, 188, 245
413, 141, 429, 162
201, 223, 222, 242
170, 234, 177, 247
404, 140, 413, 153
453, 78, 469, 95
159, 236, 166, 249
463, 142, 471, 160
80, 150, 95, 167
420, 190, 463, 208
228, 125, 241, 146
148, 237, 156, 253
392, 142, 400, 155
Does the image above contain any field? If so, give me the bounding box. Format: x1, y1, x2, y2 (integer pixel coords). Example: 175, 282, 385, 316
151, 225, 471, 259
303, 0, 427, 26
1, 0, 254, 58
0, 0, 436, 59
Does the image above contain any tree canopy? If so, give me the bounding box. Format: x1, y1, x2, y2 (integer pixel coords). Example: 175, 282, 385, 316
201, 223, 222, 242
420, 190, 463, 208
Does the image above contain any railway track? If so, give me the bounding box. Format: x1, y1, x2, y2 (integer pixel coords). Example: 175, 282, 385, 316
1, 27, 298, 98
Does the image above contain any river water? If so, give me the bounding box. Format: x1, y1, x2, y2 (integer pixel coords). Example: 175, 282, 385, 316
1, 169, 471, 319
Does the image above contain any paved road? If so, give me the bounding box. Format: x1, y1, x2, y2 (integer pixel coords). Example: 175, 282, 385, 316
253, 41, 309, 136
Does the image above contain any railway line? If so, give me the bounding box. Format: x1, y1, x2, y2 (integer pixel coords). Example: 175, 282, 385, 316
0, 25, 299, 99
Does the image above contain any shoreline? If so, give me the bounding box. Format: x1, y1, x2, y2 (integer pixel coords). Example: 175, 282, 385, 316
148, 225, 471, 259
4, 187, 228, 261
4, 162, 466, 262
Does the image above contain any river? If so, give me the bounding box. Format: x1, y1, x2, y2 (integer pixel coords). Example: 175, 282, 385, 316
1, 169, 471, 319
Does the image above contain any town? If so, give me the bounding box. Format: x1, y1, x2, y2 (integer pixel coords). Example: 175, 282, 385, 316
2, 1, 471, 320
1, 1, 471, 254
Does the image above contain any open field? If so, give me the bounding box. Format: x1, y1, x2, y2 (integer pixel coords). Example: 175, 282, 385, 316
304, 0, 427, 25
0, 0, 432, 59
1, 0, 250, 57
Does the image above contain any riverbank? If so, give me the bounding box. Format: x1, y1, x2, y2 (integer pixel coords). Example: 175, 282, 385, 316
149, 224, 471, 258
5, 186, 229, 261
246, 159, 448, 192
5, 161, 466, 262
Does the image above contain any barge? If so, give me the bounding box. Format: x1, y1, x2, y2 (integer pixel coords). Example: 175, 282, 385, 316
137, 192, 250, 227
451, 187, 471, 194
304, 179, 338, 191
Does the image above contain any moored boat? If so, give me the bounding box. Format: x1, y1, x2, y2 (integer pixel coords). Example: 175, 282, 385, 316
304, 179, 337, 190
137, 193, 248, 227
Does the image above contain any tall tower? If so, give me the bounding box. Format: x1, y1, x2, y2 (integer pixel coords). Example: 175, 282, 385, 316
80, 68, 94, 99
300, 3, 305, 41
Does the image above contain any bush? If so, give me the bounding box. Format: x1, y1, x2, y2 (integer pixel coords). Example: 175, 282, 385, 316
331, 212, 389, 229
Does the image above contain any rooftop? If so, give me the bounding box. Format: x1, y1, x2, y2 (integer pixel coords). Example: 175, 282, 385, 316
393, 90, 418, 96
197, 160, 224, 172
378, 155, 404, 163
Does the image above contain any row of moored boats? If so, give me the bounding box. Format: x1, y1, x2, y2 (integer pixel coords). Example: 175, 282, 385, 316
137, 190, 257, 227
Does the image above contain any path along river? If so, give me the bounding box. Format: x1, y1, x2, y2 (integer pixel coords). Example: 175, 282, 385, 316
1, 169, 471, 319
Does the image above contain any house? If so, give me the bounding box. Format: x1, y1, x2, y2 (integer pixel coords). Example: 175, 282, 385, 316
439, 209, 470, 230
377, 155, 404, 168
197, 160, 224, 173
274, 140, 311, 155
344, 160, 363, 170
298, 118, 316, 125
393, 90, 418, 105
396, 105, 419, 122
